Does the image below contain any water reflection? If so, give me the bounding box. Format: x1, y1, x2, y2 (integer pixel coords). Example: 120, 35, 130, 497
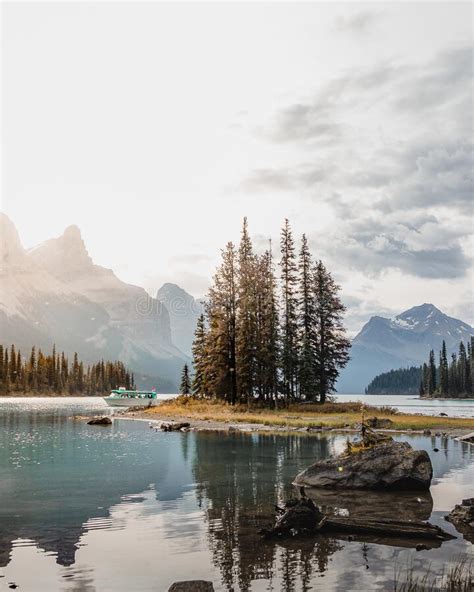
0, 400, 473, 591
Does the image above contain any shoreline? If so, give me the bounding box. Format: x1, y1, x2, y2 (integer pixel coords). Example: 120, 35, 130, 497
120, 408, 474, 439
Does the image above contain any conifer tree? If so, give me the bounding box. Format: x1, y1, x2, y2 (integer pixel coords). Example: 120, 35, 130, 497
313, 261, 350, 403
180, 364, 191, 395
279, 219, 299, 401
297, 234, 318, 400
439, 341, 449, 395
236, 218, 257, 405
206, 242, 238, 403
192, 314, 208, 397
257, 247, 280, 404
457, 342, 468, 394
428, 350, 437, 395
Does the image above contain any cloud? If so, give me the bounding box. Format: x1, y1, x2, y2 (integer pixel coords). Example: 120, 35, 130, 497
240, 44, 473, 281
334, 11, 381, 35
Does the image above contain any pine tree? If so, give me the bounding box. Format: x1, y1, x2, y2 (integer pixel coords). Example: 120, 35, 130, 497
428, 350, 436, 395
192, 314, 208, 397
256, 247, 280, 404
206, 242, 238, 403
297, 234, 318, 400
279, 219, 299, 401
457, 342, 468, 394
313, 261, 351, 403
439, 341, 449, 395
180, 364, 191, 395
236, 218, 257, 405
448, 353, 457, 395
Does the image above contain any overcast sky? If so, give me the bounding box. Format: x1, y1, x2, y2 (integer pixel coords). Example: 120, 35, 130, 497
2, 2, 473, 333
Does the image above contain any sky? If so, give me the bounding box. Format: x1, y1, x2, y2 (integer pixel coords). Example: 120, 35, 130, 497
2, 2, 473, 334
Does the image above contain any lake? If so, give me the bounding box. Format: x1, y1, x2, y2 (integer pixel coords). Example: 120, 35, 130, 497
0, 398, 473, 591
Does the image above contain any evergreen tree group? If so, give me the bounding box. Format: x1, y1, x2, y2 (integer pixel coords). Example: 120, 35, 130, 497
0, 344, 135, 395
420, 338, 473, 398
191, 218, 350, 405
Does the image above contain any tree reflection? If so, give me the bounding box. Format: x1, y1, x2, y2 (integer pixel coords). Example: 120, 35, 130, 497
192, 431, 341, 591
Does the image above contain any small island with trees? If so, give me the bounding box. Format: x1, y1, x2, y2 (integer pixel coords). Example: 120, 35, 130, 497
189, 218, 350, 406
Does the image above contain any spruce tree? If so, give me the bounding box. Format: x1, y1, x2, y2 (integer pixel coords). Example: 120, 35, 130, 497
457, 342, 468, 394
205, 242, 238, 403
257, 247, 280, 404
279, 219, 299, 401
313, 261, 351, 403
236, 218, 257, 405
428, 350, 436, 395
192, 314, 208, 397
297, 234, 318, 400
439, 341, 449, 395
180, 364, 191, 395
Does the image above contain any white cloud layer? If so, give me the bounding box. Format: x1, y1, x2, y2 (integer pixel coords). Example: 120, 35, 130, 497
2, 2, 473, 331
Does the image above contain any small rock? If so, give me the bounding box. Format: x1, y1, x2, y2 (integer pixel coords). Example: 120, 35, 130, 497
160, 422, 191, 432
439, 412, 448, 417
416, 544, 428, 551
423, 429, 431, 436
87, 416, 112, 425
168, 581, 214, 592
433, 448, 439, 452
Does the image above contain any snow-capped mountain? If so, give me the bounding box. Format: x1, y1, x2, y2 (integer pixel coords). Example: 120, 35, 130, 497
0, 214, 188, 391
156, 283, 204, 357
337, 303, 473, 393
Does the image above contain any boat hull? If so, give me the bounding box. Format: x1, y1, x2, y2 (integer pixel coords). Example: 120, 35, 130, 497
103, 397, 160, 408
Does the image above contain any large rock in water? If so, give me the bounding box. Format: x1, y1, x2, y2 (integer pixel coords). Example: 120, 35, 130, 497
294, 441, 432, 491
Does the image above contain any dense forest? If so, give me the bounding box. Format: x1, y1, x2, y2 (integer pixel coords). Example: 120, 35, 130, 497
0, 344, 135, 395
189, 218, 351, 405
365, 366, 422, 395
420, 338, 473, 398
366, 338, 473, 398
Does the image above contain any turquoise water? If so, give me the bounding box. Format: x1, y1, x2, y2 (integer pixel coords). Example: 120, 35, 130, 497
0, 398, 473, 591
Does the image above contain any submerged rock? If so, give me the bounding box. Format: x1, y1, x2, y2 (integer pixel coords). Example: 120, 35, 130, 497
168, 581, 214, 592
87, 416, 112, 425
294, 440, 432, 491
445, 498, 474, 543
160, 422, 191, 432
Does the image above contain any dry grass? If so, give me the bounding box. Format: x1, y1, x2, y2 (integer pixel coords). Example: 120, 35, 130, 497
145, 396, 474, 431
393, 557, 473, 591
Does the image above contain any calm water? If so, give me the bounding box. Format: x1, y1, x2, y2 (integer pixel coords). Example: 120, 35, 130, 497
0, 398, 473, 592
335, 393, 474, 418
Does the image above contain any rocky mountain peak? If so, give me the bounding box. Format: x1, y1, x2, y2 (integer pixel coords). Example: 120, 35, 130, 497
29, 224, 93, 278
0, 213, 26, 265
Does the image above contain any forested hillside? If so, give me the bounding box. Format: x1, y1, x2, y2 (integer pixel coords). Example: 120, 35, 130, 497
0, 344, 135, 395
365, 366, 422, 395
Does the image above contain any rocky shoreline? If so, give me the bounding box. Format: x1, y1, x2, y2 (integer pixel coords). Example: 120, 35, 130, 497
116, 409, 474, 440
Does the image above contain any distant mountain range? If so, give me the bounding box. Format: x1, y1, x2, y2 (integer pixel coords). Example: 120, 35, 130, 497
2, 214, 472, 395
337, 303, 473, 393
0, 214, 191, 391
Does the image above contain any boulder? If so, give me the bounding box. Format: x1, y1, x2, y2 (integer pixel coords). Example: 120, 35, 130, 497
87, 416, 112, 425
294, 441, 432, 491
168, 582, 214, 592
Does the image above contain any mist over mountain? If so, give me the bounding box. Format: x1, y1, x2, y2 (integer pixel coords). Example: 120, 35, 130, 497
337, 303, 473, 393
156, 283, 204, 357
0, 214, 188, 391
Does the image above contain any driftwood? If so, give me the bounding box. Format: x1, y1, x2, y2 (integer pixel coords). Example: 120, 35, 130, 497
320, 516, 455, 541
260, 496, 455, 544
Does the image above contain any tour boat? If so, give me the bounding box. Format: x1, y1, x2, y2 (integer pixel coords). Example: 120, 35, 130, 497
103, 388, 160, 408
